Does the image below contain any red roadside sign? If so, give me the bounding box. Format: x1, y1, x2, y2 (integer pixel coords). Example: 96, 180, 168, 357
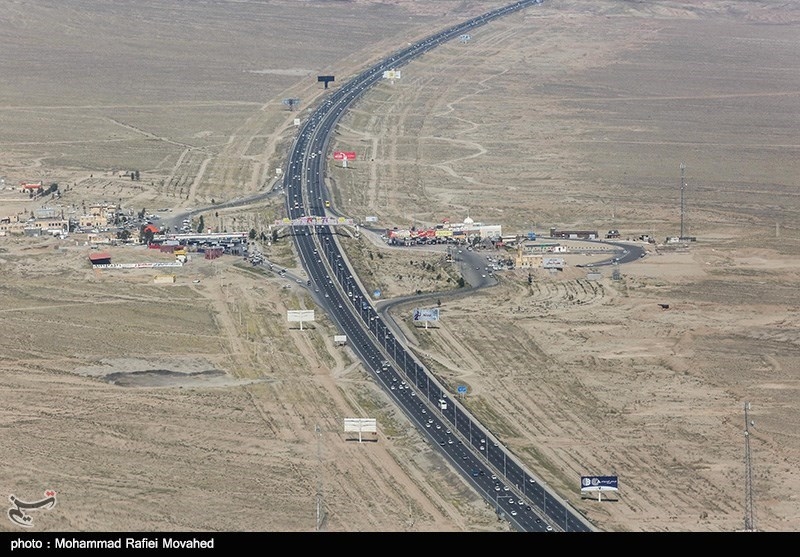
333, 151, 357, 160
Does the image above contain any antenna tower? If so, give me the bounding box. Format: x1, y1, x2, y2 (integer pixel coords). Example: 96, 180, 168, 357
744, 402, 756, 531
679, 163, 686, 239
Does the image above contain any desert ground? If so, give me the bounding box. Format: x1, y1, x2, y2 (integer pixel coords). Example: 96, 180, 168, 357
2, 0, 800, 533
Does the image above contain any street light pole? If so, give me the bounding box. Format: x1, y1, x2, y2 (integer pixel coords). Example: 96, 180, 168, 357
495, 493, 512, 515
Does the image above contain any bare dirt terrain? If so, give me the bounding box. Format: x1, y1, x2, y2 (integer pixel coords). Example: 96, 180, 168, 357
2, 0, 800, 534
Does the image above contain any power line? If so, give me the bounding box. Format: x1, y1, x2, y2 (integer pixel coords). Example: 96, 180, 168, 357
744, 402, 756, 531
679, 162, 686, 239
315, 424, 325, 531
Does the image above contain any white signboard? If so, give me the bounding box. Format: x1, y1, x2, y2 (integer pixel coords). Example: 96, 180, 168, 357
344, 417, 377, 442
382, 70, 401, 80
334, 335, 347, 345
287, 310, 315, 322
365, 216, 378, 223
288, 310, 315, 330
294, 118, 301, 126
344, 418, 377, 433
413, 308, 439, 322
543, 257, 565, 269
274, 216, 355, 227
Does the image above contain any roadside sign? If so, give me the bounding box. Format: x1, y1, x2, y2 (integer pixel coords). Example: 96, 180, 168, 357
457, 385, 467, 394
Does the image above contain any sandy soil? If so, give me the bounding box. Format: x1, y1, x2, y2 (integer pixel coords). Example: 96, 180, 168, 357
2, 0, 800, 534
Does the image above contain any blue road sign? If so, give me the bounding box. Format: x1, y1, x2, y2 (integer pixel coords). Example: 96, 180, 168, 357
457, 385, 467, 394
373, 289, 381, 298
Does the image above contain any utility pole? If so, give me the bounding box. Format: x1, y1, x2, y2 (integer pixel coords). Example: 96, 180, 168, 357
744, 402, 756, 532
315, 424, 325, 531
679, 162, 686, 239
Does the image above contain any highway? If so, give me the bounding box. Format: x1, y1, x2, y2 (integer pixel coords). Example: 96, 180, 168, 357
278, 0, 594, 532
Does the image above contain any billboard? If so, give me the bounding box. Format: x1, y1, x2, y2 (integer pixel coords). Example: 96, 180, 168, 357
365, 216, 378, 223
382, 69, 402, 79
413, 308, 439, 322
344, 418, 377, 433
543, 257, 565, 269
344, 417, 377, 442
580, 476, 619, 492
333, 151, 357, 161
274, 216, 355, 227
287, 310, 315, 322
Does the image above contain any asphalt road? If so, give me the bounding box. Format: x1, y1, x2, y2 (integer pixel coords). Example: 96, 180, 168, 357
161, 0, 595, 532
275, 0, 594, 533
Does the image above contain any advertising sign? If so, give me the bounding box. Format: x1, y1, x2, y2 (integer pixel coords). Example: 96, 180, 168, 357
580, 476, 619, 492
365, 216, 378, 223
287, 310, 315, 322
344, 418, 377, 443
333, 151, 357, 161
412, 308, 440, 322
274, 216, 355, 227
543, 257, 566, 269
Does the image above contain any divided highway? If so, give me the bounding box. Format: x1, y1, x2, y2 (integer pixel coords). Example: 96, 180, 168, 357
280, 0, 594, 532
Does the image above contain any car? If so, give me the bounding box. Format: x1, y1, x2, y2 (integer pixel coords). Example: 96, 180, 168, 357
435, 424, 441, 430
494, 485, 501, 491
390, 385, 396, 390
503, 486, 509, 491
546, 526, 553, 532
509, 499, 515, 505
425, 422, 431, 428
491, 474, 497, 481
445, 429, 451, 434
421, 409, 426, 414
447, 439, 453, 444
510, 510, 517, 516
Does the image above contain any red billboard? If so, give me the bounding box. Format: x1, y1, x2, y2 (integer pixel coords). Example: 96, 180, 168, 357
333, 151, 357, 161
